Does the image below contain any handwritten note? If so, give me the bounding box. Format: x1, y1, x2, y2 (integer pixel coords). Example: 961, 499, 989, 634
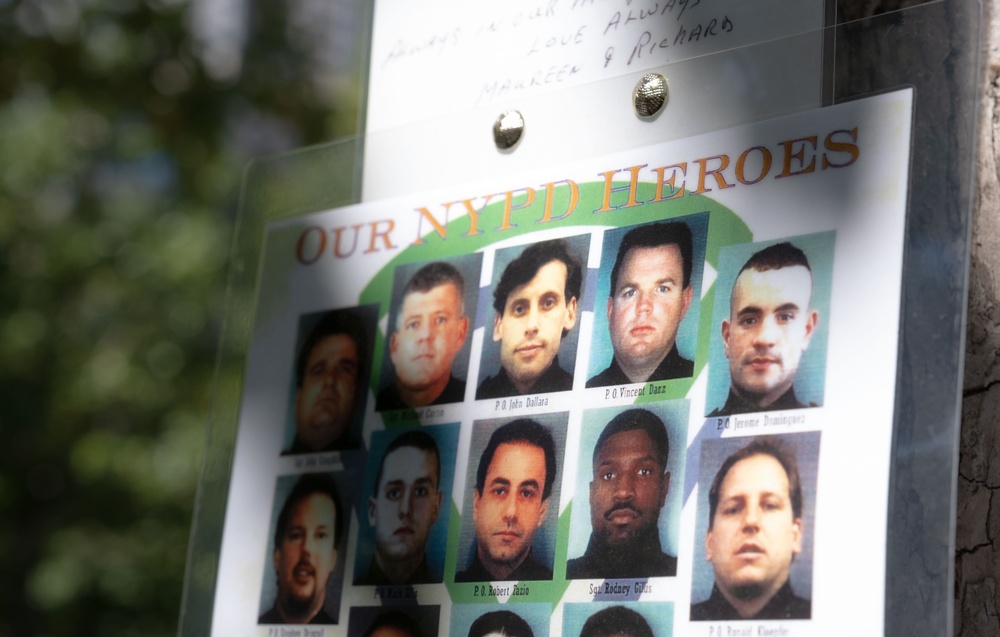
367, 0, 824, 132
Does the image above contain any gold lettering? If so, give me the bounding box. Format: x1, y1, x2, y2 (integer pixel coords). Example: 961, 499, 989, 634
777, 136, 818, 178
692, 155, 733, 194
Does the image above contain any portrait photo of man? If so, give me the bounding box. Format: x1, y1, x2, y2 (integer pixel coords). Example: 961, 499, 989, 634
354, 426, 458, 586
376, 256, 481, 411
566, 403, 687, 580
562, 602, 671, 637
690, 433, 819, 621
588, 215, 708, 388
706, 235, 832, 416
258, 472, 348, 625
283, 305, 377, 454
450, 604, 550, 637
476, 236, 589, 399
347, 606, 440, 637
455, 416, 567, 582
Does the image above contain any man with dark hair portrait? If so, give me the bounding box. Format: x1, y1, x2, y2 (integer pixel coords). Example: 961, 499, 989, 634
710, 242, 819, 416
691, 438, 811, 621
467, 610, 535, 637
378, 261, 469, 410
361, 610, 425, 637
579, 606, 654, 637
287, 308, 369, 454
477, 239, 582, 399
588, 222, 695, 388
456, 419, 557, 582
566, 408, 676, 579
259, 473, 343, 625
358, 430, 443, 585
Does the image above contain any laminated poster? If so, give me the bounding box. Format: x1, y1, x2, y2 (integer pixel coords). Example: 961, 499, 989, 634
212, 89, 913, 637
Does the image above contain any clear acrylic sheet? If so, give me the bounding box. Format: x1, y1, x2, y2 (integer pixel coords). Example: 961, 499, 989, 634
179, 2, 981, 635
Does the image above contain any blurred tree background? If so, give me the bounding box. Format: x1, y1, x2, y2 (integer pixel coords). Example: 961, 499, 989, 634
0, 0, 364, 634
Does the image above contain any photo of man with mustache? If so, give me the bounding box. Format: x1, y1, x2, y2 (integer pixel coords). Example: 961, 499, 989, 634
259, 472, 345, 625
566, 408, 677, 580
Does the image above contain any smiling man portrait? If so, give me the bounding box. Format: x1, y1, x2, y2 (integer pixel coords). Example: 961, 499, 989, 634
378, 261, 471, 410
456, 419, 558, 582
709, 241, 820, 416
588, 221, 695, 388
259, 473, 343, 625
477, 239, 583, 399
691, 437, 811, 621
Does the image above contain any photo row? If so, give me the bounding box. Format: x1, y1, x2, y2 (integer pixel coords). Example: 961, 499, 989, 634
278, 214, 832, 457
257, 413, 819, 627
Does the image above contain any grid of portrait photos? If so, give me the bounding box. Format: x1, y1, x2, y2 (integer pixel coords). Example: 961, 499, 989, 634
255, 217, 832, 635
219, 90, 913, 637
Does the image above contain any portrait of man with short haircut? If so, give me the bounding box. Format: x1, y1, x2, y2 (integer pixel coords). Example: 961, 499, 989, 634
706, 236, 832, 416
476, 236, 589, 399
562, 602, 672, 637
449, 604, 550, 637
354, 425, 458, 585
588, 215, 708, 388
455, 415, 567, 582
691, 433, 819, 621
258, 472, 349, 625
346, 606, 440, 637
283, 305, 377, 454
566, 403, 687, 580
376, 255, 482, 411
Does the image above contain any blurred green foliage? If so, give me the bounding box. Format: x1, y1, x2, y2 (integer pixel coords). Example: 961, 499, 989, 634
0, 0, 362, 634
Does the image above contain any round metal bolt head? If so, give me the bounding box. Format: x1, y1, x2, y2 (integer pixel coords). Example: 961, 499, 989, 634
633, 73, 668, 118
494, 110, 524, 150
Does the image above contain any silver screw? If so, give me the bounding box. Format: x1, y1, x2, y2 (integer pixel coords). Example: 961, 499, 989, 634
494, 110, 525, 150
633, 73, 668, 119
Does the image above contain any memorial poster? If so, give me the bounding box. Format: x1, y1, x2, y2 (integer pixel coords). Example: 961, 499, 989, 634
211, 89, 913, 636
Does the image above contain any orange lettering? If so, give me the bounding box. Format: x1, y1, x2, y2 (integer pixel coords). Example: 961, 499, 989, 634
735, 146, 772, 185
650, 164, 687, 201
595, 165, 646, 212
539, 179, 579, 223
692, 155, 733, 194
777, 136, 818, 178
822, 128, 860, 168
296, 226, 326, 264
365, 220, 396, 254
